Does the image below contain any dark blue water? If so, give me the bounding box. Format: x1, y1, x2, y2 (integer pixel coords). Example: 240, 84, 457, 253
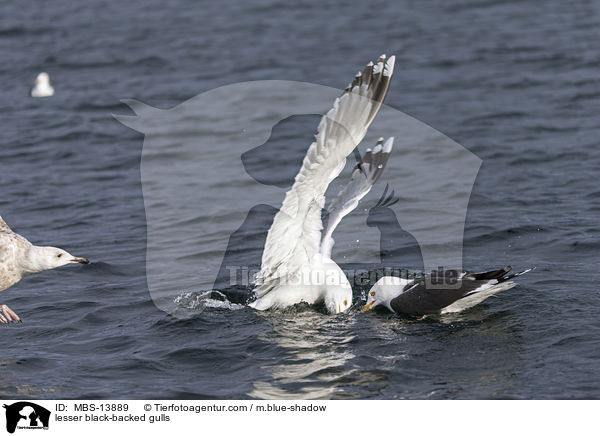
1, 0, 599, 399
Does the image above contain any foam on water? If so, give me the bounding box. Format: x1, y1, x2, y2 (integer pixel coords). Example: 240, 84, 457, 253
174, 290, 246, 311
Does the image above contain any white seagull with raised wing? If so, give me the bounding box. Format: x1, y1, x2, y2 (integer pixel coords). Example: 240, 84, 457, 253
250, 55, 395, 314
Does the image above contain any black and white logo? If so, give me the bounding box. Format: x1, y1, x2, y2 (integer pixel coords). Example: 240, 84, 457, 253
3, 402, 50, 434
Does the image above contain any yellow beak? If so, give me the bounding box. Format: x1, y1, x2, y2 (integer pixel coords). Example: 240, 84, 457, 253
361, 301, 375, 312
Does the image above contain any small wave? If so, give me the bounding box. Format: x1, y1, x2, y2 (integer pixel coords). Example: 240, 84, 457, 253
0, 26, 27, 37
174, 290, 246, 311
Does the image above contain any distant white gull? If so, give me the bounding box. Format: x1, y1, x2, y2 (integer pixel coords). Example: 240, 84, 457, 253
249, 54, 395, 314
30, 72, 54, 98
0, 216, 89, 323
362, 266, 533, 316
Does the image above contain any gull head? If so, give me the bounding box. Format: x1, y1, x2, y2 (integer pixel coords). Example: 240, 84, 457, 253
22, 246, 89, 274
324, 286, 352, 314
361, 276, 411, 312
35, 72, 50, 85
361, 285, 382, 312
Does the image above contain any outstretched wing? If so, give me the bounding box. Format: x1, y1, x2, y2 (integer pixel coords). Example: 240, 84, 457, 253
256, 55, 395, 297
320, 137, 394, 258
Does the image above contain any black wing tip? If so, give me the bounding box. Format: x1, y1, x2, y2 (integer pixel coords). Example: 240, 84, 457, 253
469, 266, 534, 282
356, 137, 394, 182
345, 55, 395, 95
505, 266, 535, 280
370, 137, 393, 182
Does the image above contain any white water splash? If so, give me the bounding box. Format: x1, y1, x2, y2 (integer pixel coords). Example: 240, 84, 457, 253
174, 290, 246, 311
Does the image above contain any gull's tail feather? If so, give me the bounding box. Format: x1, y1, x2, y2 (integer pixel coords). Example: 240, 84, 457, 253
502, 267, 535, 281
439, 267, 534, 313
256, 55, 395, 298
466, 266, 512, 281
466, 266, 534, 283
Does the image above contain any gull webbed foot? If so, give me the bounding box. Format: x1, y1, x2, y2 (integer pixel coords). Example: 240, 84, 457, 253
0, 304, 21, 323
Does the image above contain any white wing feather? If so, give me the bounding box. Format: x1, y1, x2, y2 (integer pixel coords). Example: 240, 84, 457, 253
255, 55, 395, 298
320, 136, 394, 258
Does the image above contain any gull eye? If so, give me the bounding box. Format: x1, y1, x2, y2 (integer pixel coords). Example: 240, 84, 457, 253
57, 253, 62, 258
370, 291, 375, 296
343, 300, 348, 306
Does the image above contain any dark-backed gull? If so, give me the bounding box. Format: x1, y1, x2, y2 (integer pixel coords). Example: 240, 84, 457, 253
361, 267, 533, 316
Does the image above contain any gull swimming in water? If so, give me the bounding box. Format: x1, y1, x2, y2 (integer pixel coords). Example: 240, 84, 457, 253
249, 55, 395, 314
362, 266, 533, 316
30, 72, 54, 98
0, 216, 89, 323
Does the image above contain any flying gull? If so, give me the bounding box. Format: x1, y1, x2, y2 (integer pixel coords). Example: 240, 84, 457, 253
250, 55, 396, 314
0, 216, 89, 323
361, 266, 533, 316
30, 72, 54, 98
